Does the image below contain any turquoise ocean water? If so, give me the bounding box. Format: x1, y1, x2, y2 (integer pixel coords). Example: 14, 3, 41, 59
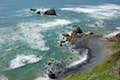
0, 0, 120, 80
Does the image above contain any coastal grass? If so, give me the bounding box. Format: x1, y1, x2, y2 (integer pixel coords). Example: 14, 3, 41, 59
112, 41, 120, 52
64, 41, 120, 80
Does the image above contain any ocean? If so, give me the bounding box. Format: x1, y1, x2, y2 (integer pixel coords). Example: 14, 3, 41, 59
0, 0, 120, 80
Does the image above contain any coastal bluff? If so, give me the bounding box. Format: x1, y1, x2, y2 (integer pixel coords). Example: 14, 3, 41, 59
47, 27, 119, 80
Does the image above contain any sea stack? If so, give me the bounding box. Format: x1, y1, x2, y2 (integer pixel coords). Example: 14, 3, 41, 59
44, 8, 57, 16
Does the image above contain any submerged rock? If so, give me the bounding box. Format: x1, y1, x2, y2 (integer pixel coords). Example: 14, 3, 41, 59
95, 23, 98, 26
44, 9, 56, 15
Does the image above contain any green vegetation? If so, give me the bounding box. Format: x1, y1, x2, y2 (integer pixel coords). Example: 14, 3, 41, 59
112, 41, 120, 52
64, 41, 120, 80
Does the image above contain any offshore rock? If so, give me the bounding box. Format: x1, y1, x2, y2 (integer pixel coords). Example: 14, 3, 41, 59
30, 8, 37, 12
44, 9, 56, 15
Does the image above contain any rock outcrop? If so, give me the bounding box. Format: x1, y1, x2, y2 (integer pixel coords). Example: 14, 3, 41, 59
48, 71, 57, 79
30, 8, 57, 16
72, 27, 83, 34
44, 9, 56, 15
46, 59, 64, 79
59, 27, 95, 46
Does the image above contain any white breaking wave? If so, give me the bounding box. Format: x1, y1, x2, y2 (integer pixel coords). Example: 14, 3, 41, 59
104, 31, 120, 38
66, 49, 88, 68
18, 19, 72, 50
116, 27, 120, 30
19, 23, 49, 51
34, 76, 49, 80
15, 9, 33, 17
61, 4, 120, 19
9, 54, 42, 69
0, 75, 8, 80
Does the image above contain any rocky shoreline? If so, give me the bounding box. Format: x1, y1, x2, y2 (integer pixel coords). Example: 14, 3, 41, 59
63, 30, 120, 80
44, 27, 120, 80
44, 27, 117, 80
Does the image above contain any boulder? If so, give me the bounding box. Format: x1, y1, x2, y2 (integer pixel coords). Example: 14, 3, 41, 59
95, 23, 98, 26
44, 9, 56, 15
86, 32, 94, 35
30, 8, 37, 12
72, 27, 83, 34
62, 33, 70, 37
48, 71, 57, 79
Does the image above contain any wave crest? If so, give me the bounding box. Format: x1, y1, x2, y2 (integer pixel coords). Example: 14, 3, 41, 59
0, 75, 8, 80
9, 54, 42, 69
61, 4, 120, 19
18, 19, 72, 50
104, 31, 120, 38
34, 76, 49, 80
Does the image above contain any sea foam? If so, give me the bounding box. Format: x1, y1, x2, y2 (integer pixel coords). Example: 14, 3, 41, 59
34, 76, 49, 80
61, 4, 120, 19
66, 49, 88, 68
104, 31, 120, 38
18, 19, 72, 51
15, 8, 52, 17
9, 54, 42, 69
0, 75, 8, 80
116, 27, 120, 30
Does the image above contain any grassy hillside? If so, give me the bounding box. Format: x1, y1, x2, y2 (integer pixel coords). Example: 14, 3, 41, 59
64, 41, 120, 80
